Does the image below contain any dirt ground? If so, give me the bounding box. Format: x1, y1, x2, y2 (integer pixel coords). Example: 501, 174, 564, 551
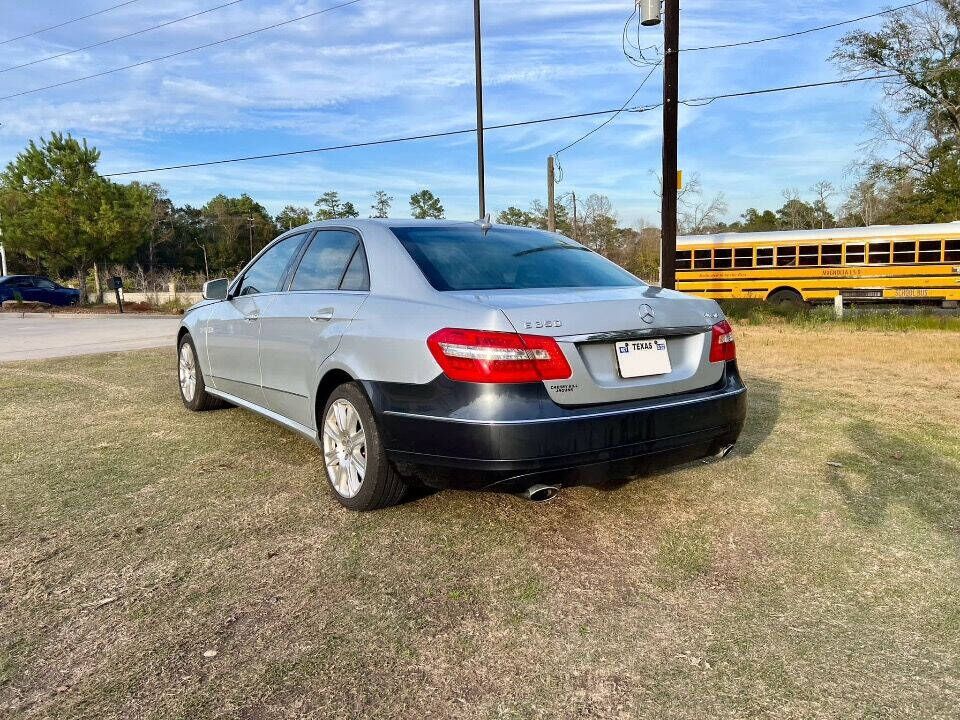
1, 324, 958, 719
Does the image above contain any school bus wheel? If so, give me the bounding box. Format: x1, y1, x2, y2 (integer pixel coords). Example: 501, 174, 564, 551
767, 288, 805, 306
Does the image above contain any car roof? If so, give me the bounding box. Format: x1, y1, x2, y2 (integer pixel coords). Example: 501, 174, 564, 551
281, 218, 529, 234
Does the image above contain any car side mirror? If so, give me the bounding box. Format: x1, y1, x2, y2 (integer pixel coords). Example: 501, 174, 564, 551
202, 278, 229, 300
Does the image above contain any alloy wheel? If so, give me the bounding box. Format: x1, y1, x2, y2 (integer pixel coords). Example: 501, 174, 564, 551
323, 399, 367, 498
179, 343, 197, 402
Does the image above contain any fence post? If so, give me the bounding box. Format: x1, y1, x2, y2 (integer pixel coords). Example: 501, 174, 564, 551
168, 281, 177, 298
834, 294, 844, 320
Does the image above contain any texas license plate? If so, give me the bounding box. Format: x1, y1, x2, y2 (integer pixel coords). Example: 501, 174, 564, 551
615, 338, 672, 378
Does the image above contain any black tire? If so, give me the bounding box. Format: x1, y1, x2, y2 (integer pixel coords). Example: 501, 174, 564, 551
177, 335, 226, 411
320, 382, 407, 511
767, 288, 805, 307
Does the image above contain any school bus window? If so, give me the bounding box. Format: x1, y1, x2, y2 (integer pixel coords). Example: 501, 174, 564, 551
693, 249, 712, 269
846, 244, 865, 264
892, 240, 916, 263
946, 239, 960, 262
676, 250, 692, 270
798, 245, 818, 266
776, 245, 796, 267
821, 244, 842, 265
918, 240, 942, 263
756, 247, 773, 267
714, 248, 733, 269
734, 247, 753, 268
868, 241, 891, 264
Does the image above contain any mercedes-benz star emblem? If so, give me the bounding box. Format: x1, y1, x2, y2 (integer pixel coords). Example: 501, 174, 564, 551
639, 303, 655, 324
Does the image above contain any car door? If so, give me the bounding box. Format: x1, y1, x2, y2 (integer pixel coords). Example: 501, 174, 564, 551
10, 277, 38, 301
205, 233, 307, 406
258, 229, 370, 429
32, 278, 60, 305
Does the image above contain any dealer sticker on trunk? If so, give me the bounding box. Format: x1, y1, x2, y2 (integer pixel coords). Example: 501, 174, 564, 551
615, 339, 672, 378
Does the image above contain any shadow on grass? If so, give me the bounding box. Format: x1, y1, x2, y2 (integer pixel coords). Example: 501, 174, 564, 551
826, 421, 960, 538
732, 377, 780, 457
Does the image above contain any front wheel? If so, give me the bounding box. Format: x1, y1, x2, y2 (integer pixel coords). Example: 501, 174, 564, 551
321, 382, 407, 511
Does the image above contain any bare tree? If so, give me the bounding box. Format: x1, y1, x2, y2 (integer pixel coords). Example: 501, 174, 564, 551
840, 180, 882, 227
832, 0, 960, 174
658, 172, 728, 234
810, 181, 837, 229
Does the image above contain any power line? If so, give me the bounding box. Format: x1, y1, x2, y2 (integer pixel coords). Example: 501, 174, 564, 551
103, 74, 896, 178
103, 107, 661, 177
678, 73, 898, 105
0, 0, 364, 102
681, 0, 928, 52
0, 1, 144, 46
0, 1, 247, 75
554, 59, 661, 158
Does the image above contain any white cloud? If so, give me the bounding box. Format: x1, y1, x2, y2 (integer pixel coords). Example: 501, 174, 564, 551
0, 0, 899, 224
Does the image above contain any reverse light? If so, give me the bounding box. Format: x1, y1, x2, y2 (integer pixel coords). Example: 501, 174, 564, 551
709, 320, 736, 363
427, 328, 572, 383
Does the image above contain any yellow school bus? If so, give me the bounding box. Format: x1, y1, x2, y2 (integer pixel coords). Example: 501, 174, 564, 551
677, 222, 960, 305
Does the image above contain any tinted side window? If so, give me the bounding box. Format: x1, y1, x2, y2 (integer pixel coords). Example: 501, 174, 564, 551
821, 244, 842, 265
714, 248, 733, 269
918, 240, 941, 262
734, 248, 753, 268
291, 231, 359, 291
756, 247, 774, 267
676, 251, 692, 270
776, 246, 797, 267
35, 278, 57, 290
340, 245, 370, 291
237, 235, 304, 296
946, 239, 960, 262
798, 245, 819, 266
868, 242, 891, 264
846, 244, 865, 264
893, 240, 916, 263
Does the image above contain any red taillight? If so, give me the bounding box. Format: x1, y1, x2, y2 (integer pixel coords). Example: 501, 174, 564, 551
427, 328, 572, 383
709, 320, 736, 363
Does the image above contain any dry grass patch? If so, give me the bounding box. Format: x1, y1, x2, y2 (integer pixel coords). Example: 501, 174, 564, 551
1, 324, 958, 719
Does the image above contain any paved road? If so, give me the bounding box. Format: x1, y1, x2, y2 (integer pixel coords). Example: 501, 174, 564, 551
0, 314, 181, 361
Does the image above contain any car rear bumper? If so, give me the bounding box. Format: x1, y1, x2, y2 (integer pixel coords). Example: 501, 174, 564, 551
363, 362, 746, 491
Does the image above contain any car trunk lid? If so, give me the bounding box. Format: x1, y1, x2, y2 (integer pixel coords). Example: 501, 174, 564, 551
449, 286, 726, 406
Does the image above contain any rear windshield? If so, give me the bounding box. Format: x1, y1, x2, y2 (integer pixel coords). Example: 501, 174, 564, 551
390, 225, 641, 291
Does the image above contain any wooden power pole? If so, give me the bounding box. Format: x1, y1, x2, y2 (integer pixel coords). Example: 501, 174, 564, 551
660, 0, 679, 290
547, 156, 556, 231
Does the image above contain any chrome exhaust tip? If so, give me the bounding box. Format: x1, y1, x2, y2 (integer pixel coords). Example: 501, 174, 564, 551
521, 483, 560, 502
715, 444, 736, 459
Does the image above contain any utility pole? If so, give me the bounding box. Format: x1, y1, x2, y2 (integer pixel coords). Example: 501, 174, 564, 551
660, 0, 679, 290
0, 212, 6, 276
247, 216, 255, 260
473, 0, 487, 219
547, 156, 556, 231
640, 0, 678, 289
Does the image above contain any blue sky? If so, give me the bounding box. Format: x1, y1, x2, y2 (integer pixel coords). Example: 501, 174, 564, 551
0, 0, 897, 225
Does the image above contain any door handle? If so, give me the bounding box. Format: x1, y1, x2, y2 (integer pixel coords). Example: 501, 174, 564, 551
243, 314, 259, 323
309, 308, 335, 323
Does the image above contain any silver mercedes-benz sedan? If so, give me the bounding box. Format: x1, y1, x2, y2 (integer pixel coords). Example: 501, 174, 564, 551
177, 219, 746, 510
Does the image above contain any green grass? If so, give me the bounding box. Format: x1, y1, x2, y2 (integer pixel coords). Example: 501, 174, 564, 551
1, 324, 959, 719
720, 299, 960, 331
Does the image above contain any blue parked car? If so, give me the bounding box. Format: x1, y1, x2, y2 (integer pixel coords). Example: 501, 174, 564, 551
0, 275, 82, 306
